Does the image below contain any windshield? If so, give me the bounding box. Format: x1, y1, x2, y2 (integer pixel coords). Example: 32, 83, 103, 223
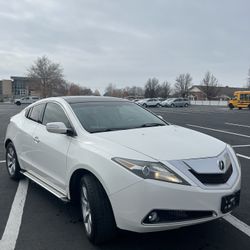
71, 101, 167, 133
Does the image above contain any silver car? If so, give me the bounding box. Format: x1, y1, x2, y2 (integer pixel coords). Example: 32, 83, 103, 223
136, 98, 161, 108
161, 98, 190, 107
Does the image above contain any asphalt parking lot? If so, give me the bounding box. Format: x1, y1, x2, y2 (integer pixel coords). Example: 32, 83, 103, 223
0, 104, 249, 250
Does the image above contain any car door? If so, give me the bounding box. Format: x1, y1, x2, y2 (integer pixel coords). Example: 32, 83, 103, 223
173, 99, 179, 107
20, 97, 28, 104
151, 98, 157, 106
30, 102, 73, 190
147, 99, 153, 106
16, 103, 45, 170
179, 98, 184, 107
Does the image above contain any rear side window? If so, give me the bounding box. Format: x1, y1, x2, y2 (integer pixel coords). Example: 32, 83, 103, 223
42, 102, 71, 128
28, 104, 45, 123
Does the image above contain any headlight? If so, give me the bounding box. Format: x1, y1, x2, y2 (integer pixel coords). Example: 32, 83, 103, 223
112, 157, 189, 185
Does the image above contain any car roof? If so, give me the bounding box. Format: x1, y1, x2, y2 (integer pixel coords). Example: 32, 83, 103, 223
62, 96, 128, 104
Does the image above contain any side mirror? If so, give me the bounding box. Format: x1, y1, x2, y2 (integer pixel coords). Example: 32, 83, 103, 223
46, 122, 69, 134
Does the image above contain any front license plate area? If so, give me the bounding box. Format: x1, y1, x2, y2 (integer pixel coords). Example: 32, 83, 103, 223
221, 190, 240, 214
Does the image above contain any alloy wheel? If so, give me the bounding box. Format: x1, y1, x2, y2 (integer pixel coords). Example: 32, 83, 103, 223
7, 146, 16, 176
81, 185, 92, 235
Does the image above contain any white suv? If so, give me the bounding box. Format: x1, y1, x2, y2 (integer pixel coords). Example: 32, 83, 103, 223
14, 96, 40, 105
5, 96, 241, 244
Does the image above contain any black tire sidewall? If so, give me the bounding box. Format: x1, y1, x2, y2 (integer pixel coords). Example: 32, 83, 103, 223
80, 175, 116, 244
6, 142, 21, 180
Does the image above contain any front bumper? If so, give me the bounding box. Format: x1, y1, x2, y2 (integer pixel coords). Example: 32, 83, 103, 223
109, 175, 241, 233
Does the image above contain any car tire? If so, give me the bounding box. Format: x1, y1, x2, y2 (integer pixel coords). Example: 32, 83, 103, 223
238, 107, 242, 110
80, 174, 116, 244
171, 103, 175, 108
143, 103, 147, 108
16, 101, 21, 106
5, 142, 22, 180
156, 103, 161, 108
248, 104, 250, 110
184, 103, 188, 107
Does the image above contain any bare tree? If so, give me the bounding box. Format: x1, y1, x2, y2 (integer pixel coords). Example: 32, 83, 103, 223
201, 71, 220, 100
54, 79, 69, 96
128, 86, 144, 97
144, 78, 160, 98
175, 73, 192, 97
68, 83, 94, 96
68, 83, 81, 96
80, 87, 93, 95
93, 89, 101, 96
104, 83, 116, 96
158, 81, 171, 98
27, 56, 64, 97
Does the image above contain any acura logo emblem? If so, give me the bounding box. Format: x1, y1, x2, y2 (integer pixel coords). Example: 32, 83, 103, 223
219, 160, 225, 171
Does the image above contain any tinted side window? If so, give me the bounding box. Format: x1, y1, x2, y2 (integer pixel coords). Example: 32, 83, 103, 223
42, 103, 71, 128
28, 104, 45, 123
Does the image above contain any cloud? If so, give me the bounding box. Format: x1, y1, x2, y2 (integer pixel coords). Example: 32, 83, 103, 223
0, 0, 250, 91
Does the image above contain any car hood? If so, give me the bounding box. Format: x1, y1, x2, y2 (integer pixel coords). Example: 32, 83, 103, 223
96, 125, 226, 161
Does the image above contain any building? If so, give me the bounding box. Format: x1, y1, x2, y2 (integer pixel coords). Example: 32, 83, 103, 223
0, 80, 12, 101
11, 76, 30, 97
189, 85, 248, 100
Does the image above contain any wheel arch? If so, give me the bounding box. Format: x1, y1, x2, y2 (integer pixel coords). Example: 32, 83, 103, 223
68, 167, 111, 204
5, 138, 12, 148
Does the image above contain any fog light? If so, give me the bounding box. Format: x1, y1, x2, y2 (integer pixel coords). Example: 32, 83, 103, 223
148, 211, 159, 223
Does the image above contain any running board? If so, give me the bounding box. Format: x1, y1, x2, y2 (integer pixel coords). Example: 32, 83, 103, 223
21, 170, 69, 202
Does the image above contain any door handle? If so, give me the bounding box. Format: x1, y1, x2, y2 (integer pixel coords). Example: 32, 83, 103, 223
33, 136, 40, 143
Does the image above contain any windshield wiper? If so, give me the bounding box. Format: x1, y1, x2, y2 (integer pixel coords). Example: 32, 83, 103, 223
139, 123, 165, 128
90, 127, 131, 133
90, 128, 116, 133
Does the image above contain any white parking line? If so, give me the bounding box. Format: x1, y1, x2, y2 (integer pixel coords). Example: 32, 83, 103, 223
224, 214, 250, 237
225, 122, 250, 128
236, 153, 250, 160
232, 145, 250, 148
0, 160, 6, 164
0, 179, 29, 250
187, 124, 250, 139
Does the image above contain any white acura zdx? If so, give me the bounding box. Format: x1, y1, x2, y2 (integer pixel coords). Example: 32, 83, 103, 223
5, 96, 241, 244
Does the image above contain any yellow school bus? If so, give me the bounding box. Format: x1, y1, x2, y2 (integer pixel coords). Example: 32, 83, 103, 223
228, 91, 250, 110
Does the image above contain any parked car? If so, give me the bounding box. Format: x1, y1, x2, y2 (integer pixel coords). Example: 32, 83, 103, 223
5, 96, 241, 244
161, 98, 190, 107
136, 98, 161, 107
14, 96, 40, 105
160, 98, 175, 107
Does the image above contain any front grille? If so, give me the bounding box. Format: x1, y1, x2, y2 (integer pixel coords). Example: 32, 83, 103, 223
143, 210, 214, 224
189, 164, 233, 184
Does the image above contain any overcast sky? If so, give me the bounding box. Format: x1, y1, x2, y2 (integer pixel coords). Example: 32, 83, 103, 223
0, 0, 250, 92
